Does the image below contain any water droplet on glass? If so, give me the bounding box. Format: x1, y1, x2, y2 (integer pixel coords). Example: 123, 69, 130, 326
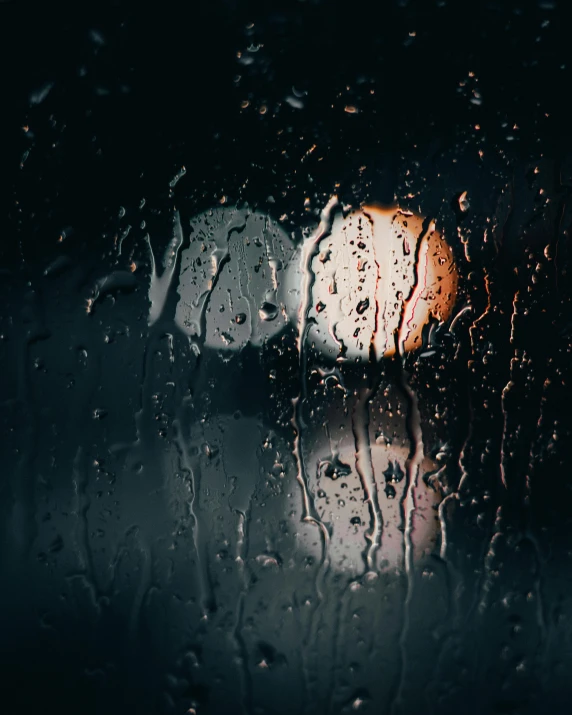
318, 454, 352, 480
258, 302, 278, 321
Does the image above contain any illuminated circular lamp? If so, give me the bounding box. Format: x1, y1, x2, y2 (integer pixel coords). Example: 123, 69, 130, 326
284, 205, 458, 360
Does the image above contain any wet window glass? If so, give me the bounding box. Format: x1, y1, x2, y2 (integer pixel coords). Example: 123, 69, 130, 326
1, 2, 571, 714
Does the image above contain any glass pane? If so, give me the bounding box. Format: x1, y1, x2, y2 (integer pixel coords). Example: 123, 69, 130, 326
0, 2, 569, 714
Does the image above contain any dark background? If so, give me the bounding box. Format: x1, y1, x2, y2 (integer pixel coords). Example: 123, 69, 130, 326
2, 1, 572, 714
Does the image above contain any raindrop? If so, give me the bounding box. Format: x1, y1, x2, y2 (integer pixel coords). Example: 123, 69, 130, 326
383, 460, 405, 483
317, 454, 352, 480
384, 484, 396, 499
258, 302, 278, 321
